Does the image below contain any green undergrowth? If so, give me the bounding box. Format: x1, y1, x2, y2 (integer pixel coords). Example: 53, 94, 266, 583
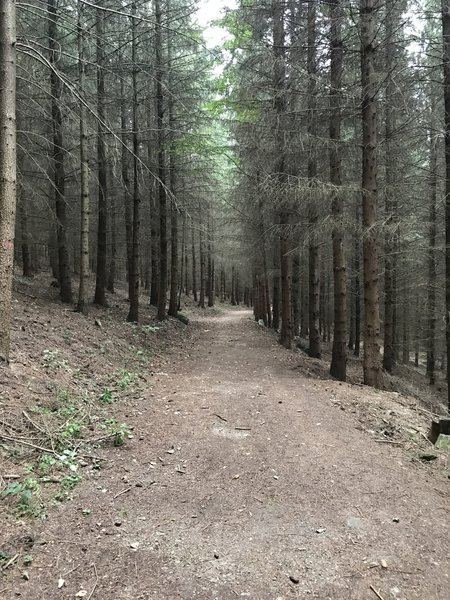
0, 346, 150, 520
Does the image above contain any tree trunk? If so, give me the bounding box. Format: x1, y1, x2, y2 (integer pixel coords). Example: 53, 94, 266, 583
168, 201, 179, 317
18, 170, 33, 278
198, 218, 206, 309
442, 0, 450, 409
329, 0, 347, 380
382, 3, 398, 374
156, 0, 167, 320
191, 219, 198, 302
127, 1, 140, 323
272, 0, 292, 349
427, 126, 437, 385
48, 0, 73, 304
121, 74, 132, 283
107, 191, 116, 293
207, 216, 215, 308
94, 0, 107, 306
360, 0, 382, 387
272, 248, 280, 329
307, 1, 320, 358
77, 3, 90, 315
0, 0, 17, 362
292, 252, 300, 336
177, 215, 186, 310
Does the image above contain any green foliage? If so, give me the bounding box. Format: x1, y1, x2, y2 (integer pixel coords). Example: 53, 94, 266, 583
1, 477, 43, 517
135, 349, 154, 366
113, 368, 137, 389
99, 387, 113, 404
101, 419, 130, 447
0, 549, 12, 564
142, 325, 160, 334
42, 349, 68, 370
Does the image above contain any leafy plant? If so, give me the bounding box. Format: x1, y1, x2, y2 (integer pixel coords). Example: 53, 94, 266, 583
23, 554, 33, 566
42, 349, 68, 370
113, 369, 137, 390
142, 325, 160, 334
99, 387, 113, 404
1, 478, 43, 517
102, 419, 130, 446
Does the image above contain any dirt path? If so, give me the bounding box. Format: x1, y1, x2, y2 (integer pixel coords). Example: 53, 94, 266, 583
7, 310, 450, 599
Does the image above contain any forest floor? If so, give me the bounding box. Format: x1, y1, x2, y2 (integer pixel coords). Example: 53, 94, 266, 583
1, 276, 450, 599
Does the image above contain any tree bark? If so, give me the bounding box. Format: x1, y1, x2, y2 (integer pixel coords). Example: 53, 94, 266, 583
442, 0, 450, 408
382, 2, 399, 374
360, 0, 382, 387
307, 0, 320, 358
329, 0, 347, 381
427, 126, 437, 385
198, 216, 206, 309
127, 1, 140, 323
17, 156, 33, 278
156, 0, 167, 320
77, 3, 90, 315
94, 0, 107, 306
48, 0, 73, 304
272, 0, 292, 349
191, 219, 198, 302
0, 0, 17, 362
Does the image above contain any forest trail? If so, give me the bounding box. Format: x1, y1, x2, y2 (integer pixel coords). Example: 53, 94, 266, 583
8, 309, 450, 600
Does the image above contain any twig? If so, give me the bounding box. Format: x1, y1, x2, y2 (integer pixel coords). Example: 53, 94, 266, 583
113, 487, 132, 499
370, 585, 386, 600
418, 430, 434, 446
15, 290, 37, 300
87, 564, 98, 600
0, 433, 61, 455
374, 439, 402, 445
62, 563, 82, 577
22, 410, 46, 435
0, 418, 21, 432
213, 414, 227, 422
0, 433, 101, 461
235, 427, 251, 431
2, 553, 19, 571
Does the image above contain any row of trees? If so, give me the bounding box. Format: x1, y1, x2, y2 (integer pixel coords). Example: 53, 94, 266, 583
221, 0, 450, 406
1, 0, 237, 363
1, 0, 450, 408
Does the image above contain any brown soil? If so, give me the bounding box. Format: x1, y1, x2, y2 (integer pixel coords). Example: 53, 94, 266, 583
1, 293, 450, 600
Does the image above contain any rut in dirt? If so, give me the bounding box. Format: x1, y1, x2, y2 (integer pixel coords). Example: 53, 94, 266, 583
8, 309, 450, 600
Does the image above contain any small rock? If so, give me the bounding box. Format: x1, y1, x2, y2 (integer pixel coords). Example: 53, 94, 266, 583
392, 517, 400, 523
289, 574, 300, 584
316, 528, 326, 534
380, 559, 388, 569
214, 553, 219, 559
114, 521, 122, 527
